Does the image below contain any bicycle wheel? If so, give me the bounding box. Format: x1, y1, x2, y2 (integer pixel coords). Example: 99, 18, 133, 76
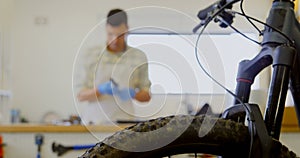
79, 115, 297, 158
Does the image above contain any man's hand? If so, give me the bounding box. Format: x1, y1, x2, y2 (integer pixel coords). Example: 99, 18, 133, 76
135, 90, 151, 102
77, 88, 100, 102
116, 88, 151, 102
118, 88, 136, 101
97, 81, 116, 95
78, 84, 151, 102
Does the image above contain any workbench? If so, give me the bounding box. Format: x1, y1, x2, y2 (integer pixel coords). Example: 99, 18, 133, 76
0, 107, 299, 158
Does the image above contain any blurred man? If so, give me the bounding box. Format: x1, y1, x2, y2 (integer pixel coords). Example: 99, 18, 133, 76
77, 9, 151, 124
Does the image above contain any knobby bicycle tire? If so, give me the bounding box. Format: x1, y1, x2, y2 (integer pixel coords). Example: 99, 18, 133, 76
79, 115, 297, 158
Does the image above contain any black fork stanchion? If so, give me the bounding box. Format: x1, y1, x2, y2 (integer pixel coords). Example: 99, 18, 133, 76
264, 46, 296, 139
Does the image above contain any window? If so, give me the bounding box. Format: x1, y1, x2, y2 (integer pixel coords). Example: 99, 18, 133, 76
128, 33, 260, 94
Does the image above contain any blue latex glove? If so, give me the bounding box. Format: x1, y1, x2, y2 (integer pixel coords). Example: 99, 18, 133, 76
118, 88, 136, 101
97, 81, 116, 95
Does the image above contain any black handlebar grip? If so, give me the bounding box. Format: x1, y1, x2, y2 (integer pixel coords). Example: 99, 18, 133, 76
197, 2, 219, 20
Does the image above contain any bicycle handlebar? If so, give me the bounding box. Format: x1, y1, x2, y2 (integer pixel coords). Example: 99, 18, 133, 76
193, 0, 241, 33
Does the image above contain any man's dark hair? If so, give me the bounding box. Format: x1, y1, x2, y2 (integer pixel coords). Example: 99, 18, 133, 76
107, 9, 128, 26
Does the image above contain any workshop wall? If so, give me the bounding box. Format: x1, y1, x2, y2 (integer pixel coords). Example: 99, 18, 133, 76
8, 0, 272, 122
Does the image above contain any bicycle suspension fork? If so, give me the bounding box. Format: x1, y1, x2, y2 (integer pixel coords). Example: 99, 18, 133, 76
232, 45, 295, 139
234, 50, 272, 104
222, 46, 273, 122
262, 0, 298, 139
265, 46, 296, 139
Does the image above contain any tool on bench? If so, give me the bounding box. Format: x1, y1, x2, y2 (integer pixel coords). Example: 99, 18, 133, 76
52, 142, 94, 156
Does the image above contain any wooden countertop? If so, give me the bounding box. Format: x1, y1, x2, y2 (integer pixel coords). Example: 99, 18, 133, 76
0, 124, 133, 133
0, 123, 298, 133
281, 126, 300, 132
0, 124, 300, 133
0, 106, 298, 133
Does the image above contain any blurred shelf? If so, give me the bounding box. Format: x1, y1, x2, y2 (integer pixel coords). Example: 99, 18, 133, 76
0, 124, 132, 133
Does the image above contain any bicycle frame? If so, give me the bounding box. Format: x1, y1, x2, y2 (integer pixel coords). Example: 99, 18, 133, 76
225, 0, 300, 140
